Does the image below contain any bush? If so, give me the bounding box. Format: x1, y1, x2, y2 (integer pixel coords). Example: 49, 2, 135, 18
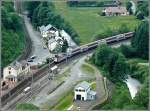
101, 12, 105, 16
136, 12, 144, 20
120, 45, 137, 58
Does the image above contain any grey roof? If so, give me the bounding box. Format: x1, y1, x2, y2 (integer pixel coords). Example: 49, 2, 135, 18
9, 60, 28, 70
75, 81, 90, 90
88, 90, 96, 95
10, 61, 21, 70
20, 60, 29, 66
44, 24, 52, 31
39, 25, 45, 32
48, 38, 56, 44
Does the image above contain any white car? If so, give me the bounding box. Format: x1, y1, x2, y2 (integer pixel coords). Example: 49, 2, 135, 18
30, 55, 37, 59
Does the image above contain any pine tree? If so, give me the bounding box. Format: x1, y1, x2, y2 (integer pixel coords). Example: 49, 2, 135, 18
131, 20, 149, 59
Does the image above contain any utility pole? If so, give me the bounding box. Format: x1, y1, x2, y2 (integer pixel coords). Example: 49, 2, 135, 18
48, 58, 53, 80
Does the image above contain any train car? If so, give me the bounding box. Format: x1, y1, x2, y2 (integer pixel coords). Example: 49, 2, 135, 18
124, 32, 134, 38
80, 45, 89, 52
97, 39, 107, 45
116, 34, 125, 41
71, 48, 82, 57
54, 54, 66, 63
87, 42, 98, 49
106, 36, 117, 44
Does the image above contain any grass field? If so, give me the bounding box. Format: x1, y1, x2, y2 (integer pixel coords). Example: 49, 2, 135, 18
53, 1, 140, 45
81, 63, 95, 74
91, 81, 96, 90
52, 92, 73, 110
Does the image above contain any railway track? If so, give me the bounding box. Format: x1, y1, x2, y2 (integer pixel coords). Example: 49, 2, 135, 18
1, 35, 132, 108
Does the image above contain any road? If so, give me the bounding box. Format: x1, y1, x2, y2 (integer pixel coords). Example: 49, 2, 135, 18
23, 15, 52, 65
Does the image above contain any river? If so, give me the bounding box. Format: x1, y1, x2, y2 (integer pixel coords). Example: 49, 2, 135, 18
125, 75, 141, 99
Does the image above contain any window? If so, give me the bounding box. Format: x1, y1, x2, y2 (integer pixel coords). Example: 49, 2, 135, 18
22, 66, 25, 70
8, 67, 11, 70
75, 89, 78, 91
9, 71, 11, 74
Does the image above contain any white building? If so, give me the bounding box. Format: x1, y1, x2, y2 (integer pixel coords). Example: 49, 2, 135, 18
39, 24, 58, 38
74, 81, 96, 101
48, 38, 58, 51
3, 61, 30, 82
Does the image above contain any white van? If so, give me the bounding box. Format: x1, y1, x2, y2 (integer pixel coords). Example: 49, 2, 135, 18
23, 86, 31, 94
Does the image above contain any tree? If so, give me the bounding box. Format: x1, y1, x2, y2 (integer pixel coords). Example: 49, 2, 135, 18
26, 1, 41, 19
112, 56, 129, 81
136, 1, 148, 17
136, 12, 144, 20
92, 44, 129, 82
120, 45, 136, 58
62, 39, 69, 52
131, 20, 149, 59
94, 44, 113, 66
126, 2, 132, 15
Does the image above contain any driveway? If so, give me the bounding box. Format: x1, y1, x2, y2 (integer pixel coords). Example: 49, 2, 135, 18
23, 16, 52, 65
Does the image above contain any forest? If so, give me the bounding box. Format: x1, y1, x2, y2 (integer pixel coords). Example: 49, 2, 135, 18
2, 2, 25, 68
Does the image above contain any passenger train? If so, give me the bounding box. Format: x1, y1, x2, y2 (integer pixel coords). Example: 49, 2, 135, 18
54, 32, 134, 63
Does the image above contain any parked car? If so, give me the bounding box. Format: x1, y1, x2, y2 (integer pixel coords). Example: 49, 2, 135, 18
30, 55, 37, 59
27, 59, 33, 62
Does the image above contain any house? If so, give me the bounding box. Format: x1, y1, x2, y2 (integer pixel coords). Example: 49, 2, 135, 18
39, 24, 58, 38
102, 6, 129, 16
3, 61, 30, 82
74, 81, 96, 101
48, 38, 58, 51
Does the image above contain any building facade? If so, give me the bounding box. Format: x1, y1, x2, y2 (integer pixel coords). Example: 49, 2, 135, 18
102, 6, 129, 16
3, 61, 30, 82
74, 81, 96, 101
